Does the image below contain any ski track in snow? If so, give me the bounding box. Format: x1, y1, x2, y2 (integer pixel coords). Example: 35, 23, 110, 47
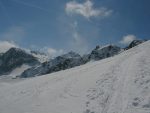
0, 41, 150, 113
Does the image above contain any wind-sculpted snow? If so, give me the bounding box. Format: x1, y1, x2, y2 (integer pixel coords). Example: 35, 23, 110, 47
0, 41, 150, 113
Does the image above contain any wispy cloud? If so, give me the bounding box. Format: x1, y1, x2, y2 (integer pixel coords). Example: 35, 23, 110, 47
69, 21, 89, 54
11, 0, 50, 13
30, 45, 64, 58
0, 26, 25, 42
65, 0, 112, 19
120, 34, 137, 45
42, 47, 64, 58
0, 41, 18, 53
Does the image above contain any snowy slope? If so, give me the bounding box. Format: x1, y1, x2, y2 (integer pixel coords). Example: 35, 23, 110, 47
0, 64, 30, 83
9, 64, 31, 78
0, 41, 150, 113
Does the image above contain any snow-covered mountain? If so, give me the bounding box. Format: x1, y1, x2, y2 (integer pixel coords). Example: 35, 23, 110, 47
20, 51, 84, 78
89, 45, 121, 61
20, 45, 122, 78
30, 50, 50, 63
125, 39, 146, 50
0, 47, 40, 76
0, 40, 146, 78
0, 40, 149, 113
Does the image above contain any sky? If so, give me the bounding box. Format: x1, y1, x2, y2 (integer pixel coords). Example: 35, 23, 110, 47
0, 0, 150, 56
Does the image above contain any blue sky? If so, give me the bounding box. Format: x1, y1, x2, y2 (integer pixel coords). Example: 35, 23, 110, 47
0, 0, 150, 55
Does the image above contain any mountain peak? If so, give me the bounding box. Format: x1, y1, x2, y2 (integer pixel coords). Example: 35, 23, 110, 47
89, 44, 121, 61
126, 39, 147, 50
7, 47, 24, 53
0, 47, 40, 75
62, 51, 81, 59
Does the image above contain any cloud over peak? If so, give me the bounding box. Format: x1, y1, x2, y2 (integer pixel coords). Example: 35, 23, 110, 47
65, 0, 112, 19
120, 35, 137, 45
0, 41, 18, 53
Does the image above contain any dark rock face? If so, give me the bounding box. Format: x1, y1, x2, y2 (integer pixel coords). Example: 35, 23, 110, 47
0, 48, 40, 75
125, 40, 146, 50
89, 45, 121, 61
20, 51, 84, 78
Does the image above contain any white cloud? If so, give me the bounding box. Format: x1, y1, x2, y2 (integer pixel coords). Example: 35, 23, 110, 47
69, 21, 89, 54
40, 47, 64, 58
0, 40, 64, 58
72, 31, 88, 54
0, 41, 18, 53
47, 48, 64, 57
0, 26, 25, 42
120, 35, 137, 45
65, 0, 112, 19
30, 45, 64, 58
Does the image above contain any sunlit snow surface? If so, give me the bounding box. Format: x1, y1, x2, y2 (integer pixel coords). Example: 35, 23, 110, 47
0, 41, 150, 113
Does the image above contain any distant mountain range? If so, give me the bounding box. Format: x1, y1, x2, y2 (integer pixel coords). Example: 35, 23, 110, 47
0, 39, 147, 78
